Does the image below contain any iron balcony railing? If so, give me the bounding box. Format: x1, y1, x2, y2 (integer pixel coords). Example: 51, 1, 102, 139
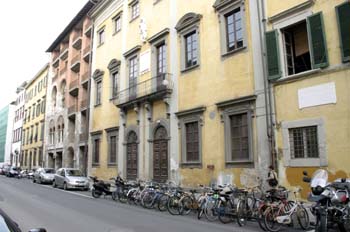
114, 73, 173, 106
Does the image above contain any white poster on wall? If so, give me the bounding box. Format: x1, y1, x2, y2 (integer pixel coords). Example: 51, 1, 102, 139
139, 49, 150, 75
298, 82, 337, 109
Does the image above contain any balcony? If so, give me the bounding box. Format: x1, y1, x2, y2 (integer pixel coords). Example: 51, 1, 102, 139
72, 33, 82, 50
68, 104, 77, 120
84, 21, 92, 37
70, 53, 81, 73
60, 44, 69, 60
69, 78, 79, 97
114, 73, 173, 109
81, 71, 89, 88
52, 73, 58, 81
52, 56, 59, 68
79, 133, 88, 145
83, 45, 91, 63
59, 66, 67, 76
80, 99, 88, 112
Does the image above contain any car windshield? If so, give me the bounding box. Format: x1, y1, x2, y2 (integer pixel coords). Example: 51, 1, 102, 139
0, 215, 14, 232
44, 169, 55, 174
66, 170, 83, 177
11, 168, 19, 171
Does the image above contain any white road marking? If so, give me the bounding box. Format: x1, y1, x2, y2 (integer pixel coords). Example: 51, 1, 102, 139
39, 184, 94, 199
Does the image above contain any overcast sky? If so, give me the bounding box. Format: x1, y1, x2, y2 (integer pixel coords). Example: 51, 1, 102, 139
0, 0, 88, 110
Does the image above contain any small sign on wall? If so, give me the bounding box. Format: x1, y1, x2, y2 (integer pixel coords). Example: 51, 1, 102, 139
139, 49, 150, 75
298, 82, 337, 109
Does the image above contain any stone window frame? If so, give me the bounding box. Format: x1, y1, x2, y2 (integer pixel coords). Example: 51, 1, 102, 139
149, 28, 169, 86
123, 46, 141, 91
213, 0, 247, 57
129, 0, 140, 22
112, 11, 123, 35
91, 131, 102, 167
107, 59, 121, 100
175, 13, 202, 73
175, 106, 206, 168
217, 95, 255, 167
281, 118, 327, 167
105, 127, 119, 166
92, 69, 104, 107
97, 27, 105, 47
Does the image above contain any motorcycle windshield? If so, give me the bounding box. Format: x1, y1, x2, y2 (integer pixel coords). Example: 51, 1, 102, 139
310, 169, 328, 188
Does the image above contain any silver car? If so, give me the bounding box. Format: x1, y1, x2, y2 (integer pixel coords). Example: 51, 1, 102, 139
52, 168, 89, 191
33, 168, 55, 184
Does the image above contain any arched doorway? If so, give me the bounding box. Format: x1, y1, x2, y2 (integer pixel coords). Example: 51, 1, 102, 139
153, 126, 168, 182
126, 131, 138, 180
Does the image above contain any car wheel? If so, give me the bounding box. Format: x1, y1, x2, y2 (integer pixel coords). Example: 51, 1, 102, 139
38, 178, 42, 184
63, 182, 68, 191
52, 180, 57, 188
33, 178, 36, 183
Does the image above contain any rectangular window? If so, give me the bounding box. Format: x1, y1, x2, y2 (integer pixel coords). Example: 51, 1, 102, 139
185, 121, 199, 162
109, 135, 117, 164
225, 8, 243, 51
114, 16, 121, 33
111, 72, 118, 99
40, 122, 44, 141
131, 1, 139, 20
184, 31, 198, 68
36, 103, 40, 117
93, 138, 100, 165
230, 113, 249, 161
157, 43, 166, 75
282, 21, 311, 76
98, 29, 105, 46
129, 56, 138, 99
35, 124, 39, 142
289, 126, 319, 159
32, 104, 36, 119
96, 81, 102, 105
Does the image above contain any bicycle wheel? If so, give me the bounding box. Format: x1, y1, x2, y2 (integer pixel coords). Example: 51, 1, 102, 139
157, 194, 169, 211
142, 191, 156, 209
218, 200, 235, 224
180, 196, 193, 215
112, 191, 118, 201
167, 195, 181, 215
118, 190, 128, 203
296, 205, 310, 230
264, 206, 282, 232
204, 198, 219, 222
257, 204, 268, 231
236, 199, 249, 227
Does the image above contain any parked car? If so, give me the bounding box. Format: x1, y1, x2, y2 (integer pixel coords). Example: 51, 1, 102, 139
27, 169, 36, 179
0, 207, 46, 232
2, 165, 10, 176
6, 167, 20, 178
52, 168, 89, 191
0, 167, 4, 175
33, 168, 55, 184
18, 170, 28, 179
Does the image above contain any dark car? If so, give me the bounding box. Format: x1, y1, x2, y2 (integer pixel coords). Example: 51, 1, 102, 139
0, 207, 46, 232
6, 167, 20, 178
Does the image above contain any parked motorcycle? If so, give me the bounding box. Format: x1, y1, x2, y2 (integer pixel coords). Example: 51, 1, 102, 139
303, 169, 350, 232
90, 176, 114, 198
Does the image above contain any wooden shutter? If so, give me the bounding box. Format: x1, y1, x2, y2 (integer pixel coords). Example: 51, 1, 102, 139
307, 12, 329, 69
336, 3, 350, 62
265, 30, 281, 80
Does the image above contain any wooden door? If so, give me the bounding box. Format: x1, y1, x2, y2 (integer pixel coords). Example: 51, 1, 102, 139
126, 131, 138, 180
153, 127, 168, 182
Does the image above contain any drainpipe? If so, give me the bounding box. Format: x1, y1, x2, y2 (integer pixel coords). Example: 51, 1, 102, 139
257, 0, 277, 168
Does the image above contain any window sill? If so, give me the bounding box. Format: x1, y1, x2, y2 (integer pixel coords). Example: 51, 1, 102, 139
153, 0, 162, 5
112, 30, 121, 36
180, 162, 202, 169
94, 103, 101, 108
181, 64, 200, 74
129, 15, 139, 23
225, 160, 254, 168
275, 68, 321, 84
108, 163, 117, 167
285, 158, 327, 167
221, 46, 246, 58
92, 164, 100, 168
97, 42, 104, 48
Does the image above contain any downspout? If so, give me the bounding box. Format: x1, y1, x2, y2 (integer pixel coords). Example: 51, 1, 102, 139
257, 0, 276, 168
84, 20, 94, 176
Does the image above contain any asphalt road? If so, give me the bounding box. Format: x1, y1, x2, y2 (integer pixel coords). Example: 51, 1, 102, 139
0, 175, 301, 232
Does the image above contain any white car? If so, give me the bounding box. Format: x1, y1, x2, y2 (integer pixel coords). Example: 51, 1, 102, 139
52, 168, 89, 191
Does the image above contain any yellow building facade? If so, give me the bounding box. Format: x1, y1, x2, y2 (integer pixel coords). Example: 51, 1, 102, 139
21, 64, 49, 170
88, 0, 272, 187
265, 0, 350, 197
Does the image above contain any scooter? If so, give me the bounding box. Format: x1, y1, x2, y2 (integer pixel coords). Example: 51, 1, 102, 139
89, 176, 114, 198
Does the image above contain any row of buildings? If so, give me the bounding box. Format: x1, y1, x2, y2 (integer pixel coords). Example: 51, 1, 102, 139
1, 0, 349, 196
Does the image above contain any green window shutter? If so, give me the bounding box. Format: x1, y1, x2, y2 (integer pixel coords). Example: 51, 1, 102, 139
336, 2, 350, 63
265, 30, 281, 80
307, 12, 329, 69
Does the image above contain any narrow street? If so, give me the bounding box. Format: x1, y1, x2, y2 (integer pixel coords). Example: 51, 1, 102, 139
0, 176, 266, 232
